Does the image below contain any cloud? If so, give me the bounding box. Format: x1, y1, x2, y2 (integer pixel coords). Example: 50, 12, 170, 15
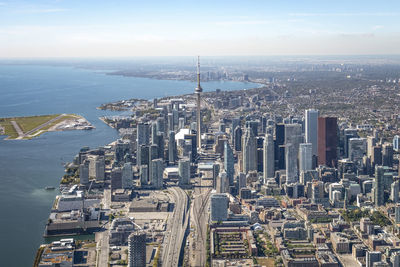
289, 12, 400, 17
338, 33, 375, 38
21, 8, 69, 14
215, 20, 272, 26
372, 25, 384, 30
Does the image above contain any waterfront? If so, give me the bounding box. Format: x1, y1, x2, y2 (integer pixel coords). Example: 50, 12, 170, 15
0, 64, 259, 266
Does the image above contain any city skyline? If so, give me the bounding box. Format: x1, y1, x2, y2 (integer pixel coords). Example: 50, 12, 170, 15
0, 0, 400, 57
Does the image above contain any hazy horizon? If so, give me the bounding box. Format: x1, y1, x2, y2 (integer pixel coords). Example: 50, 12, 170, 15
1, 0, 400, 58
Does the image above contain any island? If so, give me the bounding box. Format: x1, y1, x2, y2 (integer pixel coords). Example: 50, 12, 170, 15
0, 114, 94, 140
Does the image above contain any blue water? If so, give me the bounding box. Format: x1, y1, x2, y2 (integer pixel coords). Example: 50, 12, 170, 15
0, 64, 259, 266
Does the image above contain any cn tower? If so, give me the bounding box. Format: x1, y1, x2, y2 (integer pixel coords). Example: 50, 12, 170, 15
195, 56, 202, 151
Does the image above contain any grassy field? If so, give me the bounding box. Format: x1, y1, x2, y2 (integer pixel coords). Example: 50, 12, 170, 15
256, 258, 275, 267
33, 114, 79, 133
0, 119, 19, 139
15, 114, 60, 132
0, 114, 79, 140
0, 114, 60, 136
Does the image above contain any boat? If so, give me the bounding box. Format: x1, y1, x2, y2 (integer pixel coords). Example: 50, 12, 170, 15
45, 186, 56, 190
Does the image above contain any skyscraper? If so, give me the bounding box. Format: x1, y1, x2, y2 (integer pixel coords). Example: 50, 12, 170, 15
285, 143, 298, 184
178, 158, 190, 186
156, 117, 165, 135
285, 124, 303, 184
231, 118, 240, 143
242, 127, 257, 173
148, 144, 158, 181
122, 162, 133, 189
238, 172, 246, 189
391, 181, 399, 203
136, 123, 150, 165
151, 121, 157, 145
263, 133, 275, 180
348, 138, 367, 166
395, 204, 400, 223
382, 143, 393, 167
184, 133, 197, 161
305, 109, 319, 157
344, 129, 359, 158
139, 165, 148, 186
217, 171, 228, 193
367, 135, 378, 158
212, 163, 220, 189
318, 117, 338, 167
155, 133, 164, 159
299, 143, 313, 173
172, 108, 179, 129
284, 124, 303, 149
115, 139, 131, 165
138, 145, 149, 166
210, 193, 228, 222
374, 166, 385, 207
195, 56, 202, 150
167, 113, 174, 133
275, 123, 285, 169
234, 126, 242, 151
111, 167, 122, 190
371, 145, 382, 167
275, 123, 285, 146
245, 120, 258, 136
128, 230, 146, 267
88, 155, 105, 181
224, 141, 234, 185
366, 251, 381, 267
168, 131, 177, 165
79, 160, 90, 185
393, 135, 400, 151
150, 159, 164, 189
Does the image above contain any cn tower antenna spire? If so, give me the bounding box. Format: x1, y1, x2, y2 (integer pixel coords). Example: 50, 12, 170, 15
195, 56, 202, 93
195, 56, 202, 151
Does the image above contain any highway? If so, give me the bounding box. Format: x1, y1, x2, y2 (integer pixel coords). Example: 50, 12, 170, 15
162, 187, 189, 267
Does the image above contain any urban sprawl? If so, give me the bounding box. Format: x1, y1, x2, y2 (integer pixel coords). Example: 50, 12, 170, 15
34, 61, 400, 267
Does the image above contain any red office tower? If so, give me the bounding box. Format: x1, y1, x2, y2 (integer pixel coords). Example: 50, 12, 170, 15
318, 117, 338, 167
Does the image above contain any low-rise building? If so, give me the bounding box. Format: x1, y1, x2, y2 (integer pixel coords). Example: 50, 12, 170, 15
38, 239, 75, 267
331, 232, 350, 253
281, 249, 319, 267
316, 251, 340, 267
109, 218, 137, 246
129, 197, 170, 212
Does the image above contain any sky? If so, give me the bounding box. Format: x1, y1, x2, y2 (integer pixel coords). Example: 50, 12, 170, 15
0, 0, 400, 57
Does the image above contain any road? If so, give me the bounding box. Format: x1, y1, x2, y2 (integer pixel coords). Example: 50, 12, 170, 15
162, 187, 189, 267
10, 121, 24, 138
95, 228, 109, 267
